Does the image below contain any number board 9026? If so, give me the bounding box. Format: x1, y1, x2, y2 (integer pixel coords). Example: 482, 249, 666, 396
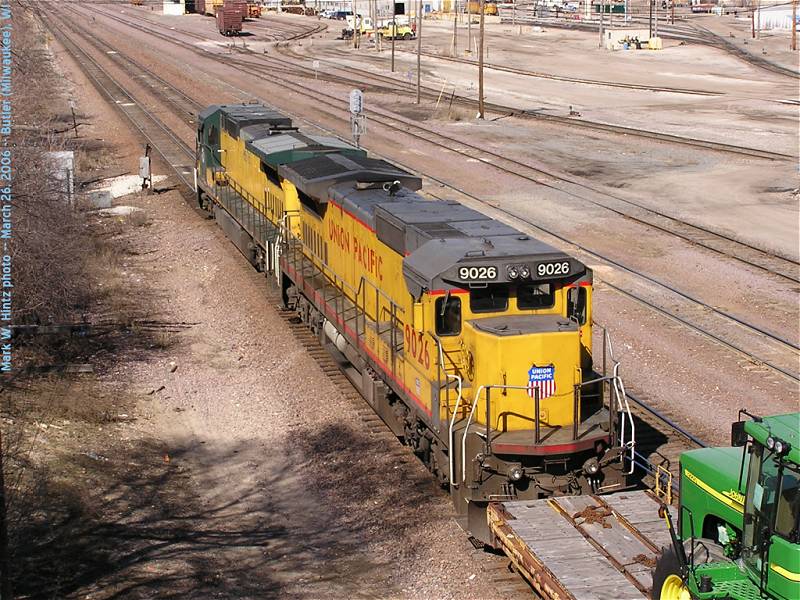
536, 260, 571, 278
458, 265, 497, 281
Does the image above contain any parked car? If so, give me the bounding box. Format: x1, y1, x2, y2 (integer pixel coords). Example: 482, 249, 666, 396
332, 10, 353, 20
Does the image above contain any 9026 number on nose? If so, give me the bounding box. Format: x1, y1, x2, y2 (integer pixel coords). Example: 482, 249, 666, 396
457, 265, 497, 281
536, 261, 570, 278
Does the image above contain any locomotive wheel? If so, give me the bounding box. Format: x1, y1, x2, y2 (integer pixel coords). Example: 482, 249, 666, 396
651, 546, 689, 600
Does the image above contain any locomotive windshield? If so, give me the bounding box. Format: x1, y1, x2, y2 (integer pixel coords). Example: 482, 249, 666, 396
470, 285, 509, 313
518, 283, 554, 309
435, 296, 462, 336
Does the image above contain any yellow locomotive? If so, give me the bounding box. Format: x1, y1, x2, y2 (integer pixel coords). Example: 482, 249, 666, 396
196, 104, 634, 540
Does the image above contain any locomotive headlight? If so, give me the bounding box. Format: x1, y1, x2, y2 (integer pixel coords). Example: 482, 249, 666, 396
767, 436, 776, 451
583, 457, 600, 476
507, 265, 519, 280
519, 265, 531, 279
507, 466, 524, 481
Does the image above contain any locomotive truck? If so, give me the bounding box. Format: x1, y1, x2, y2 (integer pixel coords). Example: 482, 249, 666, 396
195, 103, 636, 540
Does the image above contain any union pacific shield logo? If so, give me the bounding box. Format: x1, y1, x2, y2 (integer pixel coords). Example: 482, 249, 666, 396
528, 365, 556, 399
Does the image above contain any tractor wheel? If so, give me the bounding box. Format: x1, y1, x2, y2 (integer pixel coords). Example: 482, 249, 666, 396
403, 32, 412, 40
651, 539, 727, 599
651, 546, 690, 600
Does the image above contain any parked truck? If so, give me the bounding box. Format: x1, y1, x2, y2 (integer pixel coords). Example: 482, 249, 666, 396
378, 20, 415, 40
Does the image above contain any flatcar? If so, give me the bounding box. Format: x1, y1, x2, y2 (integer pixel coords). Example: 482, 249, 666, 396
195, 103, 635, 540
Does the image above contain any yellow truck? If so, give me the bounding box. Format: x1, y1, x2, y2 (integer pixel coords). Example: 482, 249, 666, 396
379, 21, 415, 40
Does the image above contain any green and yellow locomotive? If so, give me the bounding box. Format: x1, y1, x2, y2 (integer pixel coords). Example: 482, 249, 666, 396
196, 104, 635, 538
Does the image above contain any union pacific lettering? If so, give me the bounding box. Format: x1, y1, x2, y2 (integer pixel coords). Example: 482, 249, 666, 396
353, 234, 383, 282
328, 220, 350, 252
327, 202, 383, 282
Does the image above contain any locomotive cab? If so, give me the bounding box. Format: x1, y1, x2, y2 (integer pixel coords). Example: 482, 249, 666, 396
405, 234, 629, 537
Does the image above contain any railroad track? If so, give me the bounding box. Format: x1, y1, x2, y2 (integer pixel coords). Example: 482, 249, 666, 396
75, 5, 795, 167
271, 49, 800, 285
43, 11, 195, 190
498, 12, 800, 80
271, 42, 795, 162
56, 2, 800, 388
84, 2, 794, 163
417, 50, 725, 96
245, 14, 328, 41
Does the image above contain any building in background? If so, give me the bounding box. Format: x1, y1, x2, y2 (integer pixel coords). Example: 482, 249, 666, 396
163, 0, 187, 15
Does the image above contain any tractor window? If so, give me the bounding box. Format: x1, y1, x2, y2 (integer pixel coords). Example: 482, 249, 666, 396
518, 283, 554, 310
743, 444, 780, 574
435, 296, 461, 336
567, 287, 587, 325
775, 466, 800, 542
470, 285, 508, 313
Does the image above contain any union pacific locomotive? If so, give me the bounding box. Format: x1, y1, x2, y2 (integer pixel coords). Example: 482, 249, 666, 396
195, 104, 635, 540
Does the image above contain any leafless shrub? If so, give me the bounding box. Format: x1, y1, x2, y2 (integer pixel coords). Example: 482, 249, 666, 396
11, 7, 94, 328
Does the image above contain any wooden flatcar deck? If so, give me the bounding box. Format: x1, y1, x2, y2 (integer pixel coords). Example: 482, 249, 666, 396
488, 490, 675, 600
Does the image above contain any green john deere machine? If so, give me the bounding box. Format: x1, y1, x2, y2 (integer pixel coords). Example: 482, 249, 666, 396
652, 410, 799, 600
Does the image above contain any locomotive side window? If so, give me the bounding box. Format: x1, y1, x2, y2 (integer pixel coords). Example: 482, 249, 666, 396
208, 124, 219, 146
567, 287, 587, 325
470, 285, 508, 313
260, 161, 281, 187
435, 296, 461, 336
518, 283, 554, 310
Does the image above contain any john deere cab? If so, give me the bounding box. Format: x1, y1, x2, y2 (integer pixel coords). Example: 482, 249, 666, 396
652, 411, 799, 600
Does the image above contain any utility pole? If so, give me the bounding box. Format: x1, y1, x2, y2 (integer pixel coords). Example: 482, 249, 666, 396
648, 0, 653, 39
352, 0, 360, 49
478, 0, 485, 118
751, 1, 755, 38
467, 0, 472, 53
391, 0, 396, 71
756, 0, 761, 39
670, 0, 674, 25
452, 4, 458, 55
373, 0, 378, 52
793, 0, 797, 51
512, 0, 516, 30
654, 0, 658, 38
416, 0, 422, 104
599, 0, 605, 48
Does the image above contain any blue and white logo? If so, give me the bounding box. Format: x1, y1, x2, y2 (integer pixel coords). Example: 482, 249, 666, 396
528, 365, 555, 399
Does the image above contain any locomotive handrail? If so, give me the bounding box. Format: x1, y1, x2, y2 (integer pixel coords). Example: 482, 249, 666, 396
605, 331, 636, 475
460, 384, 533, 484
434, 335, 464, 488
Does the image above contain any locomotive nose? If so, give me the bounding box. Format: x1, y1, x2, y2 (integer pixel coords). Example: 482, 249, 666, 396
463, 315, 583, 432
